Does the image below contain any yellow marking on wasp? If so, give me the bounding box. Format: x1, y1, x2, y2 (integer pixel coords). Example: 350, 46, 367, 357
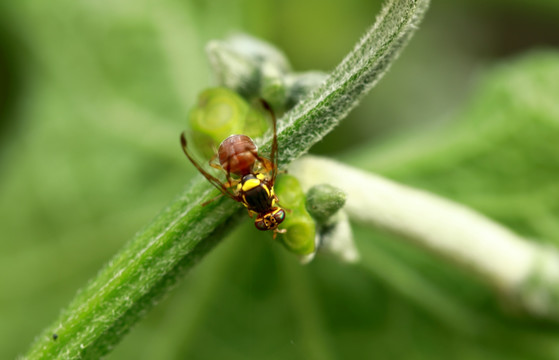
256, 173, 265, 180
242, 178, 261, 192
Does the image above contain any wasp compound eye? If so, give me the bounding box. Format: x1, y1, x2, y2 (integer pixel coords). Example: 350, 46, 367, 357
255, 218, 270, 231
273, 209, 286, 225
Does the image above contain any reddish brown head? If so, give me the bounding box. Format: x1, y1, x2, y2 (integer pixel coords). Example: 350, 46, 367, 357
218, 134, 258, 176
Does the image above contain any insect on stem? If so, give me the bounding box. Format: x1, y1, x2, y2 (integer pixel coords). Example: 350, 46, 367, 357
180, 100, 287, 236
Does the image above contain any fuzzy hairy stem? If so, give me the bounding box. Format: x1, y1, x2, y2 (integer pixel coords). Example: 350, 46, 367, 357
272, 0, 430, 165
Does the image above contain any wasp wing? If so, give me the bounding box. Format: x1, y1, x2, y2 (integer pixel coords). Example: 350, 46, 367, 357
180, 132, 239, 202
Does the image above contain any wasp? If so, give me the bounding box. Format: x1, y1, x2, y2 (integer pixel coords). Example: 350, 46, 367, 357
180, 101, 286, 236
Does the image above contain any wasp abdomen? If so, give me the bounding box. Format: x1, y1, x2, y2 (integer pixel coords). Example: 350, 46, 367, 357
218, 134, 258, 176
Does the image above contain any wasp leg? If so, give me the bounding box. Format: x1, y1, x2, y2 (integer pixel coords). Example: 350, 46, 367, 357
205, 152, 236, 187
208, 154, 223, 170
273, 228, 287, 239
254, 154, 274, 173
226, 169, 233, 189
180, 132, 240, 202
201, 193, 225, 207
282, 207, 293, 214
223, 173, 240, 190
224, 180, 235, 188
273, 195, 292, 214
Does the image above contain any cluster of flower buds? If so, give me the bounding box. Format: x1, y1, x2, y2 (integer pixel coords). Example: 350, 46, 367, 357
186, 34, 358, 264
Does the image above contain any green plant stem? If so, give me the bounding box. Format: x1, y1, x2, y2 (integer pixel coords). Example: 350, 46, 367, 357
272, 0, 430, 166
25, 1, 429, 358
25, 180, 242, 359
290, 155, 559, 320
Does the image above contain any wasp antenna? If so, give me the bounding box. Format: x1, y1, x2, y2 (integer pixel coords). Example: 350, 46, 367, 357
179, 131, 238, 202
260, 99, 272, 112
258, 99, 279, 185
180, 132, 187, 146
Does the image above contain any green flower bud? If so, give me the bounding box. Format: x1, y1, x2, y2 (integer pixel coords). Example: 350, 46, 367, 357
206, 34, 290, 101
305, 184, 347, 225
224, 34, 291, 73
284, 71, 327, 110
206, 34, 328, 114
274, 174, 316, 256
260, 63, 288, 113
280, 216, 316, 256
242, 105, 269, 140
274, 174, 305, 209
206, 40, 259, 98
187, 87, 268, 157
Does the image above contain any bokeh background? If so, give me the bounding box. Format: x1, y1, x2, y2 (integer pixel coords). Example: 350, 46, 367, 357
2, 0, 559, 359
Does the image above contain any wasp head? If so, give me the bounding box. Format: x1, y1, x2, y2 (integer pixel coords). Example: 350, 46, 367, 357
255, 208, 286, 231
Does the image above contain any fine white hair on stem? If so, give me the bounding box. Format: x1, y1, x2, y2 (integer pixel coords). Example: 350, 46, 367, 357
290, 155, 559, 319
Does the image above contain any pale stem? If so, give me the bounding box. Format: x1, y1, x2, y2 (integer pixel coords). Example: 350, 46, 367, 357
290, 155, 559, 319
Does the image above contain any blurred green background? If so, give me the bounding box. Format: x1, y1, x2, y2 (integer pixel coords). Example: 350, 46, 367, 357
2, 0, 559, 359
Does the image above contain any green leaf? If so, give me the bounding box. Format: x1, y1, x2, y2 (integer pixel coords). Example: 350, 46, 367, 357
24, 0, 430, 358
